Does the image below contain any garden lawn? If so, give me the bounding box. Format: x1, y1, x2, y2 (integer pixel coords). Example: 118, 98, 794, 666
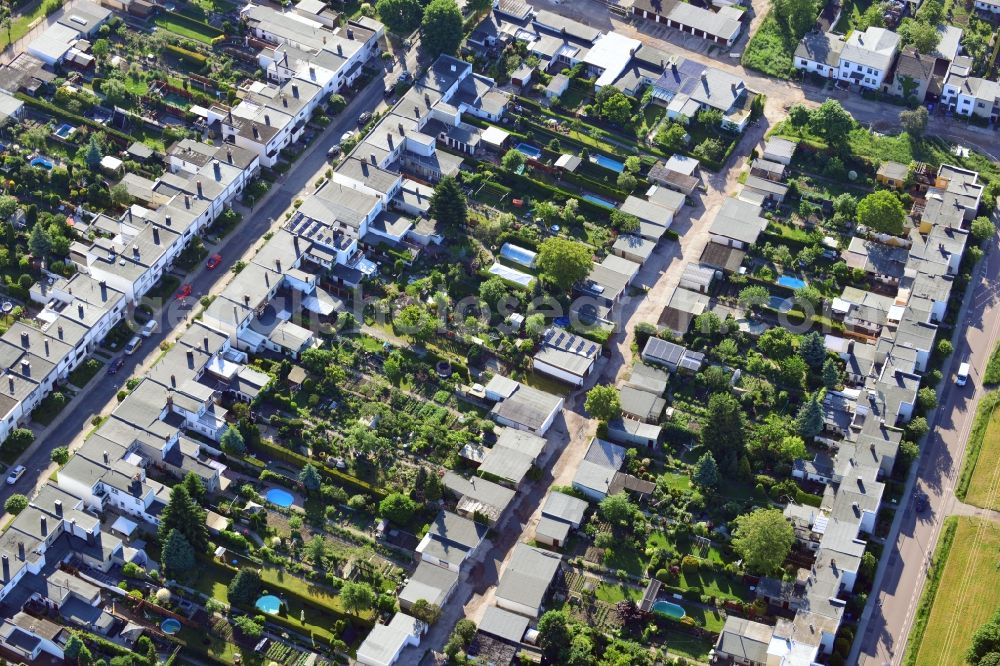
2, 0, 63, 49
959, 391, 1000, 510
154, 15, 223, 44
910, 517, 1000, 666
834, 0, 874, 33
595, 581, 642, 604
677, 568, 751, 602
659, 627, 715, 662
68, 359, 103, 388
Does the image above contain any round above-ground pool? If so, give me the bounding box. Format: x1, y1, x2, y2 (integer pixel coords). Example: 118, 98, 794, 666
265, 487, 294, 507
256, 594, 281, 614
160, 618, 181, 634
651, 600, 686, 620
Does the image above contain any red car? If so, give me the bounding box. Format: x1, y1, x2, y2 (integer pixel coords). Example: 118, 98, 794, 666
175, 283, 192, 300
206, 254, 222, 270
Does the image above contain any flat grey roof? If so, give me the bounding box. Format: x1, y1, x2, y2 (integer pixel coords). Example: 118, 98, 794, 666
479, 605, 530, 643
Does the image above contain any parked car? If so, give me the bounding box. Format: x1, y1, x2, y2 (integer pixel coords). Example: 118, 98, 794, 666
358, 111, 372, 126
6, 465, 25, 485
176, 283, 192, 300
141, 319, 158, 338
327, 144, 342, 159
107, 357, 125, 375
206, 254, 222, 270
124, 336, 142, 355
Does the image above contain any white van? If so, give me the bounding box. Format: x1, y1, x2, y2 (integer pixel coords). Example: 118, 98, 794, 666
141, 319, 158, 338
956, 362, 970, 386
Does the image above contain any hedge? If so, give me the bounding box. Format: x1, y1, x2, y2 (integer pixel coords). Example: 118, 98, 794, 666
165, 43, 208, 66
902, 516, 958, 666
248, 437, 386, 499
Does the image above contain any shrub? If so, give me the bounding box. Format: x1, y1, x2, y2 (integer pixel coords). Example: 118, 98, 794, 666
4, 494, 27, 515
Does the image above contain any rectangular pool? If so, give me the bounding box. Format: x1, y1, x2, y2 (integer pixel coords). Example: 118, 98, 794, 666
777, 275, 806, 290
592, 154, 625, 173
582, 193, 617, 209
516, 143, 542, 159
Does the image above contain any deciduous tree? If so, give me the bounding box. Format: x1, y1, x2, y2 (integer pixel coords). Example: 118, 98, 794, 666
420, 0, 463, 57
584, 385, 621, 422
732, 508, 795, 574
537, 237, 592, 291
857, 190, 905, 236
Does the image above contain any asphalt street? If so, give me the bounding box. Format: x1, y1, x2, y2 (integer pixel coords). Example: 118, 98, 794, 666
0, 75, 388, 509
854, 230, 1000, 665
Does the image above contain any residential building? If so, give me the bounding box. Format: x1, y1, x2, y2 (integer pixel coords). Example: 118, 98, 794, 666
795, 31, 846, 78
837, 27, 901, 90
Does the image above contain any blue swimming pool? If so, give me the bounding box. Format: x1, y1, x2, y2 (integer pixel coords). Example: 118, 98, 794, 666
161, 618, 181, 634
777, 275, 807, 290
516, 143, 542, 159
499, 242, 537, 268
592, 154, 625, 173
54, 123, 75, 139
651, 600, 686, 620
769, 295, 794, 313
265, 488, 294, 507
30, 157, 53, 169
256, 595, 281, 614
582, 193, 616, 209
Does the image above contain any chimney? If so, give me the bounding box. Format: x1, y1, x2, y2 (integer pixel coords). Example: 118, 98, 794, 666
293, 235, 300, 253
309, 66, 316, 79
243, 294, 250, 307
398, 122, 405, 135
252, 124, 260, 140
77, 304, 85, 319
347, 28, 354, 40
264, 114, 271, 127
203, 336, 210, 352
20, 360, 29, 378
387, 133, 394, 150
414, 105, 420, 118
2, 554, 9, 581
40, 516, 47, 537
43, 340, 49, 357
16, 541, 24, 561
196, 180, 204, 198
282, 94, 288, 108
424, 92, 430, 107
54, 500, 62, 518
213, 160, 222, 180
186, 349, 195, 367
19, 331, 28, 348
227, 148, 234, 164
170, 373, 176, 388
265, 272, 270, 287
184, 194, 191, 209
370, 153, 377, 165
450, 63, 456, 72
132, 244, 140, 260
153, 227, 160, 245
292, 84, 299, 98
57, 325, 64, 340
275, 259, 282, 273
7, 376, 13, 394
103, 450, 109, 464
337, 43, 343, 56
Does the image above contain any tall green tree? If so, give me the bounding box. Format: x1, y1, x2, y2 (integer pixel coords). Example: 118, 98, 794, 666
220, 426, 246, 455
732, 508, 795, 574
692, 451, 720, 489
537, 237, 592, 291
376, 0, 423, 32
227, 567, 262, 604
598, 492, 639, 529
822, 357, 841, 389
501, 148, 526, 171
795, 392, 825, 438
899, 106, 929, 136
28, 223, 51, 257
702, 393, 745, 475
537, 610, 572, 664
379, 492, 418, 525
857, 190, 906, 236
84, 135, 102, 170
299, 462, 322, 493
420, 0, 463, 57
808, 100, 854, 146
341, 581, 376, 615
182, 471, 206, 505
584, 385, 621, 422
799, 331, 827, 369
161, 528, 195, 579
428, 175, 467, 228
158, 484, 208, 553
